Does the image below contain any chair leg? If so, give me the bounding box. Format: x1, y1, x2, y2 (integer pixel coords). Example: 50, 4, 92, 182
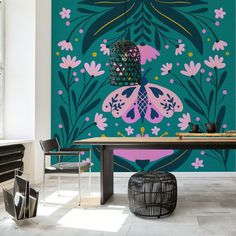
58, 173, 61, 196
43, 173, 46, 205
89, 149, 92, 195
78, 154, 81, 206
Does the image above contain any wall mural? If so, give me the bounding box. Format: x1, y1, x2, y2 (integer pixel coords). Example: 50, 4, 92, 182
52, 0, 235, 172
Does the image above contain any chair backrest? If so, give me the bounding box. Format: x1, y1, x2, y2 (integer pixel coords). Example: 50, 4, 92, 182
39, 138, 60, 152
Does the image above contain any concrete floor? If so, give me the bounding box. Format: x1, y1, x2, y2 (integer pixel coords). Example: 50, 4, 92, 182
0, 175, 236, 236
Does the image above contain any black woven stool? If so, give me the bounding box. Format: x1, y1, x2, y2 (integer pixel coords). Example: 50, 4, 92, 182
128, 171, 177, 218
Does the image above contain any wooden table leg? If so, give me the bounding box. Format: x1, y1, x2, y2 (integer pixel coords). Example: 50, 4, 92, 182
100, 145, 114, 204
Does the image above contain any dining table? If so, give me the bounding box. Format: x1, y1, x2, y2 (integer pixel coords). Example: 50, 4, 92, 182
74, 137, 236, 204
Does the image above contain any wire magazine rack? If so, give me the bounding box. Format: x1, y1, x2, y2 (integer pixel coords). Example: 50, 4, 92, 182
2, 170, 39, 221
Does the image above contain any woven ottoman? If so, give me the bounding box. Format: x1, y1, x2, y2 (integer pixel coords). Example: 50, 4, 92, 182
128, 171, 177, 218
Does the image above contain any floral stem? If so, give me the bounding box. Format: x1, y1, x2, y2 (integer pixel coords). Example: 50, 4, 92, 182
214, 68, 218, 121
171, 72, 209, 122
67, 68, 73, 124
78, 122, 96, 136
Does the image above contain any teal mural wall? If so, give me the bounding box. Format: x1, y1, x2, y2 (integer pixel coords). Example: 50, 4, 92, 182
52, 0, 235, 172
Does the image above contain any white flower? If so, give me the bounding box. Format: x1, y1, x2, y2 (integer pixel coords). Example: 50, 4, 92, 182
100, 44, 110, 55
94, 113, 108, 131
178, 113, 191, 131
151, 126, 160, 136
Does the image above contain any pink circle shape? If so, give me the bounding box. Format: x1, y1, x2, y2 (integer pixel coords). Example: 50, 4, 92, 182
223, 124, 227, 129
58, 90, 63, 95
200, 151, 205, 155
196, 117, 200, 122
202, 29, 206, 34
178, 39, 182, 43
73, 72, 77, 76
176, 62, 180, 66
170, 79, 174, 84
85, 117, 90, 122
66, 21, 70, 26
80, 68, 85, 73
200, 69, 205, 74
103, 39, 108, 43
208, 72, 213, 77
223, 90, 228, 95
58, 124, 63, 129
74, 77, 79, 82
79, 29, 84, 34
215, 21, 220, 26
206, 78, 211, 82
165, 45, 169, 49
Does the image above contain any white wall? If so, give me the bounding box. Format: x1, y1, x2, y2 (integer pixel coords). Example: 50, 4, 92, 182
4, 0, 36, 139
3, 0, 51, 183
34, 0, 51, 183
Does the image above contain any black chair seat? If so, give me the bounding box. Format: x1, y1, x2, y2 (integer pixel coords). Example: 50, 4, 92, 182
45, 162, 91, 174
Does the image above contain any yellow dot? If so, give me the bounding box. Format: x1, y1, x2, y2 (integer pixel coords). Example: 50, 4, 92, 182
207, 38, 211, 42
226, 51, 230, 56
75, 38, 79, 42
56, 51, 60, 56
101, 134, 106, 137
188, 52, 193, 57
92, 52, 97, 57
155, 76, 159, 80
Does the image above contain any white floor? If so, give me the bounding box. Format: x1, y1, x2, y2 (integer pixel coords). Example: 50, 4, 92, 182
1, 175, 236, 236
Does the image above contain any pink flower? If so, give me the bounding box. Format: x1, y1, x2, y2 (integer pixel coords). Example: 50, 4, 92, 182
212, 40, 228, 51
180, 61, 201, 77
178, 113, 191, 131
137, 44, 160, 65
100, 44, 110, 55
60, 55, 81, 69
215, 8, 226, 19
175, 44, 185, 55
204, 55, 225, 69
94, 113, 107, 131
84, 61, 105, 77
161, 63, 172, 75
58, 124, 63, 129
60, 8, 71, 19
151, 126, 160, 136
125, 126, 134, 136
192, 158, 204, 169
58, 40, 73, 51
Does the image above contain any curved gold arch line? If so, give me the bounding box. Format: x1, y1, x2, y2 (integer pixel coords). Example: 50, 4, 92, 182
94, 3, 136, 36
95, 0, 130, 4
150, 2, 192, 36
155, 1, 191, 4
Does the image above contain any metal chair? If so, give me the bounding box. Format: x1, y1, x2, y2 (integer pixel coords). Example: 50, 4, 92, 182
39, 137, 92, 206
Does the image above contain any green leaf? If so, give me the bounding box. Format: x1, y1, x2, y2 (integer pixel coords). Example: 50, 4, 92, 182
80, 0, 134, 7
188, 8, 208, 14
216, 105, 226, 130
149, 150, 192, 171
187, 80, 205, 104
152, 22, 170, 32
77, 8, 97, 14
58, 71, 67, 89
81, 80, 98, 103
184, 98, 204, 115
71, 89, 77, 113
208, 90, 214, 110
218, 71, 227, 90
147, 2, 204, 54
82, 1, 138, 54
157, 0, 207, 7
155, 29, 161, 50
80, 98, 101, 116
114, 155, 137, 172
59, 106, 69, 137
